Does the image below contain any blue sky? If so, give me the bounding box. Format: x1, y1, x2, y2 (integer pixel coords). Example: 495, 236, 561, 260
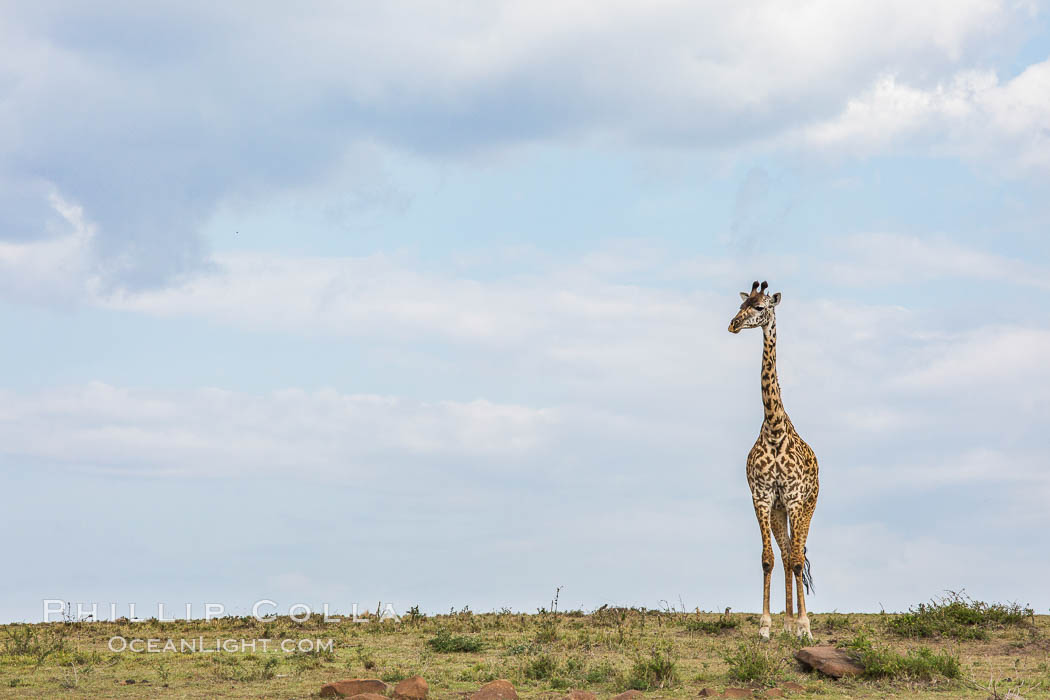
2, 2, 1050, 623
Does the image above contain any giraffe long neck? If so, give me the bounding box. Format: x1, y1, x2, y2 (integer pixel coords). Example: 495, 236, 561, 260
761, 316, 786, 425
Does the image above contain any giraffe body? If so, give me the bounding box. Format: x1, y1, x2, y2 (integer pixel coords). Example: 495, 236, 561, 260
729, 281, 819, 640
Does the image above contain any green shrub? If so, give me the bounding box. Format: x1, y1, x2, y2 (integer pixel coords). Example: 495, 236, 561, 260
626, 644, 679, 690
1, 626, 70, 666
404, 605, 426, 624
505, 641, 538, 656
457, 662, 499, 683
721, 639, 786, 686
843, 633, 960, 680
427, 629, 483, 653
585, 660, 616, 684
888, 592, 1033, 640
524, 654, 558, 680
210, 654, 279, 681
685, 610, 740, 634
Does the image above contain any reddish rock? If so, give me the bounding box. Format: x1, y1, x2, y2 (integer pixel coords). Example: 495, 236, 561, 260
610, 692, 645, 700
561, 691, 596, 700
722, 689, 753, 698
320, 679, 389, 697
781, 681, 806, 693
794, 646, 864, 679
764, 690, 784, 698
393, 675, 428, 700
470, 679, 518, 700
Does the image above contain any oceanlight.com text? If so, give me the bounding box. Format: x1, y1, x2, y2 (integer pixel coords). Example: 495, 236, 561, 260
107, 637, 335, 653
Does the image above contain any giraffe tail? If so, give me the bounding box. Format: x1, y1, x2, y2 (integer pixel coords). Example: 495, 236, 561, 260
802, 546, 815, 595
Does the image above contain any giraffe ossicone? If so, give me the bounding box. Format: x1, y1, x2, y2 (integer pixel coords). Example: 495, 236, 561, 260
728, 281, 819, 640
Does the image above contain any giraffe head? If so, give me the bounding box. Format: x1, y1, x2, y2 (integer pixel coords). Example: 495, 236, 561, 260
728, 280, 781, 334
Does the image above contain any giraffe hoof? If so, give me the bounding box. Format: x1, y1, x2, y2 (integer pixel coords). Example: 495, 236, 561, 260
759, 613, 772, 640
795, 617, 812, 640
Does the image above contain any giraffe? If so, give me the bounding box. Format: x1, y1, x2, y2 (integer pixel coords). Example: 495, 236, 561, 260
728, 281, 819, 640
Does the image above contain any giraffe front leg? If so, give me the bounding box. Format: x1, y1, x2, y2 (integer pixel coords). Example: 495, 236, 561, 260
753, 501, 774, 639
789, 499, 817, 640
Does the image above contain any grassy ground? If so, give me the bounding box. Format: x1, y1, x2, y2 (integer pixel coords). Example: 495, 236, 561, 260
0, 597, 1046, 698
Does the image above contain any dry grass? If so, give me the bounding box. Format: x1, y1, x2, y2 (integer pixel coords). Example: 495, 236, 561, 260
0, 606, 1046, 698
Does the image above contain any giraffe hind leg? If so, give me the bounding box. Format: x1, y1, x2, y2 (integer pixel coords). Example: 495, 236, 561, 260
770, 503, 793, 634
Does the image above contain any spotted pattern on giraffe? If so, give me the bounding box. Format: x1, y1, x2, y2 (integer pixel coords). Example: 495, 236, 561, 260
729, 281, 819, 641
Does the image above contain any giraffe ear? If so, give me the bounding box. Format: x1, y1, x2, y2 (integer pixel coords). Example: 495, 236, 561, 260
770, 292, 782, 306
739, 292, 749, 301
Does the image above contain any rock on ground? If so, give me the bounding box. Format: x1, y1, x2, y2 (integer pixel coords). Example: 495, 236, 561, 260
795, 646, 864, 678
609, 692, 645, 700
470, 679, 518, 700
320, 679, 389, 697
560, 691, 597, 700
393, 675, 428, 700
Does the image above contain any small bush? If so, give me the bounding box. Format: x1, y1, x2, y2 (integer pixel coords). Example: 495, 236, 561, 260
721, 639, 786, 687
685, 610, 739, 634
211, 654, 279, 682
1, 626, 70, 666
820, 612, 853, 632
549, 675, 571, 689
626, 644, 679, 690
404, 605, 426, 624
843, 633, 960, 680
456, 661, 499, 683
534, 620, 559, 644
357, 649, 377, 670
534, 607, 560, 644
427, 629, 483, 653
505, 641, 539, 656
564, 655, 585, 676
291, 644, 334, 670
524, 654, 558, 680
381, 668, 408, 683
155, 659, 172, 684
585, 660, 616, 684
888, 591, 1033, 640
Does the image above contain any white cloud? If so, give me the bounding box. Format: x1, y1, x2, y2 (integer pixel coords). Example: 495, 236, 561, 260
0, 191, 99, 304
0, 382, 557, 478
0, 1, 1041, 285
826, 233, 1050, 288
3, 238, 1045, 494
896, 326, 1050, 391
848, 449, 1050, 494
86, 237, 1049, 416
804, 58, 1050, 172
